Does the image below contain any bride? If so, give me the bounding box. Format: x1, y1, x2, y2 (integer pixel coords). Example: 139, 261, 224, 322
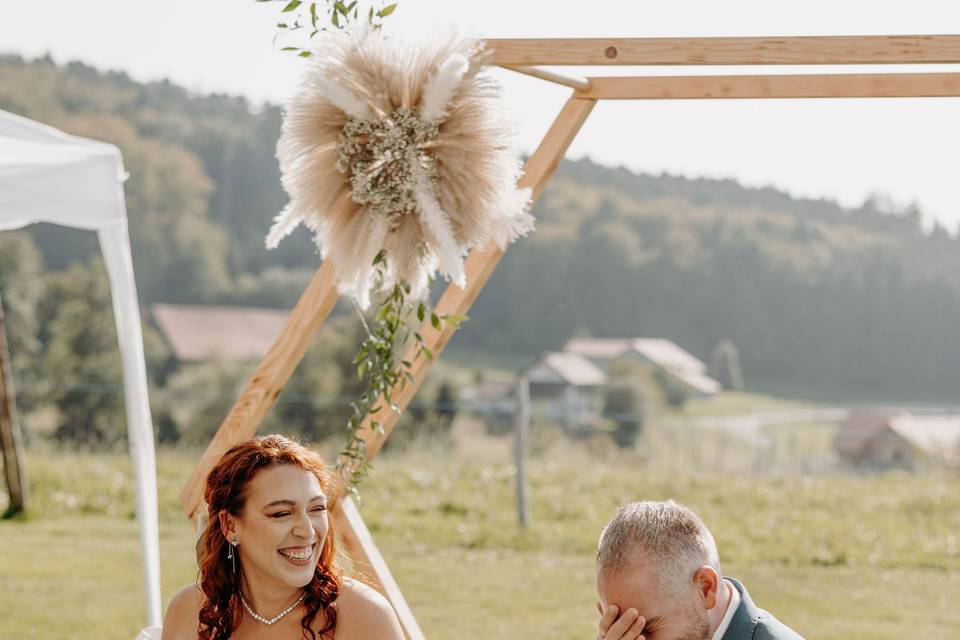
141, 434, 403, 639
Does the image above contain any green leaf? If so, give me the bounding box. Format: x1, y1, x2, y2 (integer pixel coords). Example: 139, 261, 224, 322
334, 1, 348, 14
331, 10, 340, 27
422, 346, 434, 362
277, 22, 289, 28
280, 46, 300, 51
378, 3, 398, 17
444, 313, 469, 328
417, 302, 426, 322
431, 312, 441, 330
309, 2, 317, 27
281, 0, 302, 12
298, 50, 313, 57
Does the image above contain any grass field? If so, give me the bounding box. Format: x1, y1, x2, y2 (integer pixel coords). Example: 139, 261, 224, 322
1, 442, 959, 639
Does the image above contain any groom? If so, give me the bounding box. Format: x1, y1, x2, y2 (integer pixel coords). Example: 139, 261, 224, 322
595, 500, 803, 640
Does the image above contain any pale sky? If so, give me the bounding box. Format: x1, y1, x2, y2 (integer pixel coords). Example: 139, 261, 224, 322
3, 1, 960, 229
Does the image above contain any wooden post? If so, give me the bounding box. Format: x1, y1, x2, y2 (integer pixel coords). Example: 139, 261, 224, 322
0, 293, 27, 516
514, 376, 530, 529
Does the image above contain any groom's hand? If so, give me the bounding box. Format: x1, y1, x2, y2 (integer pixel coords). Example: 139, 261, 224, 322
596, 602, 646, 640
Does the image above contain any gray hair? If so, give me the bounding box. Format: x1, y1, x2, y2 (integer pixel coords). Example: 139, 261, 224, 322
596, 500, 721, 595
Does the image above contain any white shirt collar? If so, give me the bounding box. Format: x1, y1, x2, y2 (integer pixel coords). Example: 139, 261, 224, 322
711, 579, 741, 640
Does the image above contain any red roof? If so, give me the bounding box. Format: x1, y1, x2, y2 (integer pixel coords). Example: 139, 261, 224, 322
151, 304, 288, 362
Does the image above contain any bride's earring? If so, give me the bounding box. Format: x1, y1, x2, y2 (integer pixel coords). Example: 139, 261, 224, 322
227, 535, 238, 574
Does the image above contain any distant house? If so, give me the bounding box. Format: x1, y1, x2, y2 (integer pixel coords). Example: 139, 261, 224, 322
522, 351, 607, 431
151, 304, 289, 364
835, 412, 960, 470
563, 337, 721, 397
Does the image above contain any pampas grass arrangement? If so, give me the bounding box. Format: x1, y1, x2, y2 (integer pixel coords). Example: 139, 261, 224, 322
266, 28, 532, 309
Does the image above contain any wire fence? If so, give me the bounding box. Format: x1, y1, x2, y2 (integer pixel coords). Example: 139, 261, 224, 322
11, 381, 960, 477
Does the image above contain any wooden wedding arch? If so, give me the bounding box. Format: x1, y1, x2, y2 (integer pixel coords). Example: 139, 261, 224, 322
179, 35, 960, 638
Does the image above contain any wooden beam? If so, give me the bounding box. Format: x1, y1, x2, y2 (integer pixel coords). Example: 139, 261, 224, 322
332, 497, 425, 640
486, 35, 960, 66
337, 96, 596, 472
575, 72, 960, 100
0, 293, 28, 516
180, 258, 340, 518
501, 65, 592, 91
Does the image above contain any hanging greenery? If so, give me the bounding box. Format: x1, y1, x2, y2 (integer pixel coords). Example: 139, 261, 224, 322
262, 6, 531, 493
337, 251, 466, 495
257, 0, 398, 57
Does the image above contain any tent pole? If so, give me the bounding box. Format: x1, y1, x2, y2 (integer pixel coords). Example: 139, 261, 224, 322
98, 224, 162, 626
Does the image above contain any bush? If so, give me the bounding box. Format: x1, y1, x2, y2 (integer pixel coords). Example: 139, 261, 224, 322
602, 381, 647, 448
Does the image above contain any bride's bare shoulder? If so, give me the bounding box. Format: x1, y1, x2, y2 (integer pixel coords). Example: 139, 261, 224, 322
333, 578, 404, 639
161, 584, 204, 640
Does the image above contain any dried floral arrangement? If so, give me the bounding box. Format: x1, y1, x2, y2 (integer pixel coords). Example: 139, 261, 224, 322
264, 4, 531, 491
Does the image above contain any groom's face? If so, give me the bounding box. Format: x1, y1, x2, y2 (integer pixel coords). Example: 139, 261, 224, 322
597, 560, 712, 640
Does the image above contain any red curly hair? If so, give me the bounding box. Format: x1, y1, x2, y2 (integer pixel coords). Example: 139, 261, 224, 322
195, 435, 341, 640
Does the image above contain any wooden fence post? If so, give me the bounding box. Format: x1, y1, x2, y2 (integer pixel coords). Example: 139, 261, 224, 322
515, 376, 530, 528
0, 292, 28, 516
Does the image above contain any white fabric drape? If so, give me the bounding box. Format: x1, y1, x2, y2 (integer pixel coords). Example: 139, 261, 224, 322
0, 109, 161, 626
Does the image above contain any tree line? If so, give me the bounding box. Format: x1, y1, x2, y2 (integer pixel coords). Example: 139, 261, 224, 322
1, 55, 958, 446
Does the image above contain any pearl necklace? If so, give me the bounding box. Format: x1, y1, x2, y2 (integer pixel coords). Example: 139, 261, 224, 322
240, 591, 306, 625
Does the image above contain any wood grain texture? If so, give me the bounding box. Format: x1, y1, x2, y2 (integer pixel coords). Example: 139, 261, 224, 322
332, 497, 426, 640
575, 72, 960, 100
180, 258, 340, 517
486, 35, 960, 66
337, 97, 597, 471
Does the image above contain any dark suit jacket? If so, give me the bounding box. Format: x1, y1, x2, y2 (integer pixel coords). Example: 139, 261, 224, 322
721, 578, 804, 640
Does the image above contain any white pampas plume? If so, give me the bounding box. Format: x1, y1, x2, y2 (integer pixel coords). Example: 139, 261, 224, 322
414, 178, 466, 287
265, 205, 304, 249
313, 76, 371, 120
419, 54, 469, 123
270, 30, 532, 306
335, 215, 388, 310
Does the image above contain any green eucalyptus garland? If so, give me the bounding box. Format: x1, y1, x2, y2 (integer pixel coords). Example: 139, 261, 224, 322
338, 251, 466, 498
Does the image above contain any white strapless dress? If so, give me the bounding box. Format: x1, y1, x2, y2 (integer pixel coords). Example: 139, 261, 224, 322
134, 627, 162, 640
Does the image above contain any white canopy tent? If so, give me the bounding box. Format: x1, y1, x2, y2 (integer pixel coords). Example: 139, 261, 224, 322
0, 109, 161, 626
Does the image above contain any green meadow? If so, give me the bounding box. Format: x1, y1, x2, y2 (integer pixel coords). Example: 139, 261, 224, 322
1, 444, 959, 639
